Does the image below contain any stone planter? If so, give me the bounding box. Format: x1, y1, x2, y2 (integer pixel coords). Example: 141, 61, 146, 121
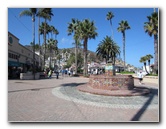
88, 74, 134, 90
20, 72, 40, 80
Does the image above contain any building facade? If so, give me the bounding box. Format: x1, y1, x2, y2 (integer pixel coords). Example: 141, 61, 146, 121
8, 32, 40, 78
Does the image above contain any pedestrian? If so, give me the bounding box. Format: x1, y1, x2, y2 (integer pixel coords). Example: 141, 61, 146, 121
62, 69, 65, 77
56, 71, 59, 79
138, 71, 144, 85
68, 70, 71, 76
48, 69, 52, 79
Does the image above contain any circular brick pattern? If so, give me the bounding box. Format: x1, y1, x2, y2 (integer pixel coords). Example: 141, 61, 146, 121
52, 85, 158, 109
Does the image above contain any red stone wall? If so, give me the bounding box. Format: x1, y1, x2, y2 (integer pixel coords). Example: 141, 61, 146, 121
89, 75, 134, 91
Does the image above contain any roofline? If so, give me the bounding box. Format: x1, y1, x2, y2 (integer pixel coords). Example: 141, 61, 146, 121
8, 31, 19, 40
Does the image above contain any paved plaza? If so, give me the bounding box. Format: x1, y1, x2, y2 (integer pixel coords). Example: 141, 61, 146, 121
8, 74, 159, 122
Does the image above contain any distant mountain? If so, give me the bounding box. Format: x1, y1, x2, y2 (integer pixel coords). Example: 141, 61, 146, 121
25, 45, 100, 62
58, 47, 96, 55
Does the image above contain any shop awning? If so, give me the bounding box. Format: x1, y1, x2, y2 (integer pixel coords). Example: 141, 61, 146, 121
8, 61, 20, 67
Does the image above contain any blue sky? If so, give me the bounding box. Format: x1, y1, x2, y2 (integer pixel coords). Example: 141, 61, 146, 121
8, 8, 157, 68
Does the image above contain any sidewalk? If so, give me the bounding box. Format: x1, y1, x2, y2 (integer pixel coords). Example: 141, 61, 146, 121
8, 75, 159, 122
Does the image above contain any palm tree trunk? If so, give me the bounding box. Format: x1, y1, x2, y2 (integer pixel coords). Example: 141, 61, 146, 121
38, 16, 41, 70
144, 62, 149, 74
148, 60, 150, 66
148, 60, 151, 73
75, 40, 78, 74
110, 21, 114, 40
154, 35, 158, 74
83, 38, 88, 76
32, 17, 35, 80
49, 48, 51, 69
113, 57, 116, 76
44, 19, 46, 69
123, 32, 126, 71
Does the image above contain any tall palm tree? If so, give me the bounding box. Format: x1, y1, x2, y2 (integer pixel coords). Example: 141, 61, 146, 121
106, 11, 114, 39
49, 25, 59, 39
78, 19, 98, 76
67, 18, 80, 74
39, 22, 52, 64
20, 8, 37, 80
39, 22, 46, 56
53, 27, 59, 40
39, 8, 54, 68
144, 12, 158, 74
36, 8, 43, 70
47, 38, 58, 69
117, 20, 131, 71
96, 36, 120, 75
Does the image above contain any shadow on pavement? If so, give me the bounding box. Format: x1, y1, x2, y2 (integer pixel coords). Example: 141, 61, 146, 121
130, 87, 158, 121
60, 82, 87, 87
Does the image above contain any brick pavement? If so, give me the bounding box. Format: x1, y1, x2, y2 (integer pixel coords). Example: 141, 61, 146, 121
8, 74, 159, 122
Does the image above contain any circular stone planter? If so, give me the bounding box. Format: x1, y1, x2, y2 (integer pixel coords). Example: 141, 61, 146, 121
77, 74, 150, 96
88, 74, 134, 90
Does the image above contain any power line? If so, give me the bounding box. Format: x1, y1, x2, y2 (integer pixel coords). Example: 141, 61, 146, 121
9, 9, 31, 32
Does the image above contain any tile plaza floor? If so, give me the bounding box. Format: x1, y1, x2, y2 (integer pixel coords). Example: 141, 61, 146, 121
8, 74, 159, 122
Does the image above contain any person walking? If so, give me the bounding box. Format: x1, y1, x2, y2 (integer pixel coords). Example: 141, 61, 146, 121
138, 71, 144, 85
48, 69, 52, 79
56, 71, 59, 79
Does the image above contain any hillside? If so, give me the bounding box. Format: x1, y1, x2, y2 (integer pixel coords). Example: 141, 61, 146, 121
24, 45, 101, 62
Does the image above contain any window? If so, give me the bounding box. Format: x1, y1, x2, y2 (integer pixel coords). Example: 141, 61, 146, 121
8, 53, 18, 60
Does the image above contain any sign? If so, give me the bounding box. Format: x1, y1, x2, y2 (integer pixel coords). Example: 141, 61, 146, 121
105, 66, 113, 70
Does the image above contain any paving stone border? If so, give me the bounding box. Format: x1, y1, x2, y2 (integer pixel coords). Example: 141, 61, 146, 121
52, 86, 158, 109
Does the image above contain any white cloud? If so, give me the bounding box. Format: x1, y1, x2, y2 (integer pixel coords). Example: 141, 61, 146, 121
59, 37, 75, 48
61, 38, 69, 44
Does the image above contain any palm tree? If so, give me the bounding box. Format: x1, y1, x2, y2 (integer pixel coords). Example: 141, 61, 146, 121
144, 12, 158, 74
96, 36, 120, 75
39, 8, 54, 68
20, 8, 37, 80
47, 38, 58, 69
52, 27, 59, 40
30, 42, 40, 51
106, 11, 114, 39
146, 54, 153, 66
146, 54, 153, 73
117, 20, 131, 71
139, 56, 149, 74
36, 8, 43, 70
67, 18, 80, 74
78, 19, 98, 76
57, 53, 62, 68
96, 41, 108, 64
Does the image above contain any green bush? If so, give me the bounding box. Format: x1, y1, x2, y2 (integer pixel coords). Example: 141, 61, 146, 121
120, 71, 134, 74
146, 74, 158, 76
77, 68, 83, 74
